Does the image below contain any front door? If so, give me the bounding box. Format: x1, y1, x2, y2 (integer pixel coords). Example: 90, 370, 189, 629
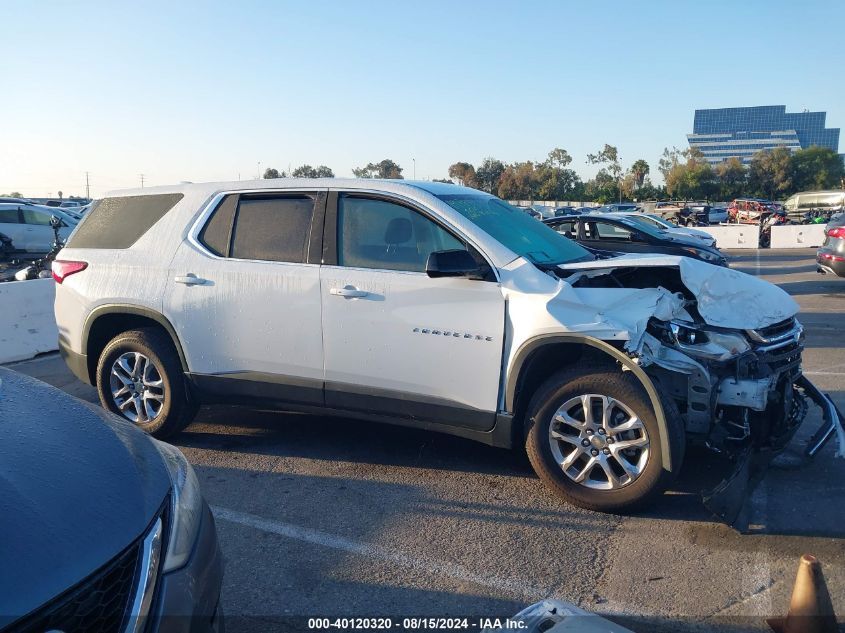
163, 191, 326, 405
320, 192, 505, 430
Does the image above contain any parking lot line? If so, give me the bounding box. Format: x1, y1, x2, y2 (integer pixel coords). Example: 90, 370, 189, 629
212, 505, 551, 602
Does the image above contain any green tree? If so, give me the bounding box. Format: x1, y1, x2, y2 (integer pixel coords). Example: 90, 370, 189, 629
714, 157, 746, 200
353, 159, 403, 179
475, 157, 505, 194
497, 162, 538, 200
629, 159, 650, 189
263, 167, 282, 179
1, 191, 23, 197
546, 147, 573, 169
789, 146, 845, 192
584, 169, 618, 203
291, 164, 334, 178
447, 162, 478, 187
292, 165, 317, 178
664, 148, 716, 200
748, 148, 792, 199
587, 144, 623, 201
536, 148, 581, 200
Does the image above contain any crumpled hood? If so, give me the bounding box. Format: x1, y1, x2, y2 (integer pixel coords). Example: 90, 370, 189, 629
556, 253, 800, 330
0, 368, 171, 625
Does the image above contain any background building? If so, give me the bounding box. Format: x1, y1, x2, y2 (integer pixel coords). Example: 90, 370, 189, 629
687, 105, 840, 165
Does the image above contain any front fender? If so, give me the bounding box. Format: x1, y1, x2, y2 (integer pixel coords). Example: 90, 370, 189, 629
507, 334, 676, 472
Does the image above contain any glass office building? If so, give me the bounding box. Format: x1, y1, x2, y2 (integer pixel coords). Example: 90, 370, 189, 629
687, 105, 840, 165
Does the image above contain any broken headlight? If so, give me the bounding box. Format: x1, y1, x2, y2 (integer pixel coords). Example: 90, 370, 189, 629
658, 321, 751, 361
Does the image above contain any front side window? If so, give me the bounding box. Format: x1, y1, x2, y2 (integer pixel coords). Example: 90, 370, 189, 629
338, 195, 463, 272
230, 196, 314, 263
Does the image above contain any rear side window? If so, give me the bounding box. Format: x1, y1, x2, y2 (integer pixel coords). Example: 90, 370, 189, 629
65, 194, 183, 249
229, 196, 314, 263
0, 209, 19, 223
21, 209, 51, 225
198, 195, 238, 257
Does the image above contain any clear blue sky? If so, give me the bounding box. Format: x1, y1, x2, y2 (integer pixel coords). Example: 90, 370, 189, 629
2, 0, 843, 197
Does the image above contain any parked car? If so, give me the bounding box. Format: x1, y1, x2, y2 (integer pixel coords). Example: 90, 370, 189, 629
54, 179, 829, 524
783, 190, 845, 225
609, 212, 716, 247
817, 213, 845, 277
544, 214, 727, 266
553, 206, 577, 217
0, 367, 223, 632
708, 206, 728, 224
0, 203, 76, 252
595, 203, 639, 213
727, 198, 776, 224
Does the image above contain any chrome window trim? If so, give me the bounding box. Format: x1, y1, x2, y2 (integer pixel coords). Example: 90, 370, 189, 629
186, 188, 326, 267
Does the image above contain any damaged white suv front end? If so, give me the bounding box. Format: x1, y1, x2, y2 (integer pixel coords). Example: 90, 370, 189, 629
503, 252, 842, 529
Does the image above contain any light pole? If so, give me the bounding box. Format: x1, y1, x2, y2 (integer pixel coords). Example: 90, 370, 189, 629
257, 162, 261, 180
412, 158, 416, 180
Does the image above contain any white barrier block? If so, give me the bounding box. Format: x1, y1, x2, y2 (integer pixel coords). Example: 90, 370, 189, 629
694, 225, 760, 249
769, 224, 827, 249
0, 278, 58, 364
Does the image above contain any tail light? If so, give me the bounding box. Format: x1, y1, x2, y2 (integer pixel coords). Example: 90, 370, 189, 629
820, 252, 845, 262
52, 260, 88, 283
826, 227, 845, 239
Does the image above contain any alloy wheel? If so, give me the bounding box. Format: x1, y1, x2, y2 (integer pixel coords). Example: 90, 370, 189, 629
548, 394, 650, 490
109, 352, 165, 424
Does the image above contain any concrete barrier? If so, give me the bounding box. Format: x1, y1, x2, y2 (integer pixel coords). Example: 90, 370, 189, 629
695, 225, 760, 249
0, 279, 58, 364
770, 224, 827, 249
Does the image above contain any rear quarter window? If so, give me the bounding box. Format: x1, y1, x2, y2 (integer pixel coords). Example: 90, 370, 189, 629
65, 193, 183, 249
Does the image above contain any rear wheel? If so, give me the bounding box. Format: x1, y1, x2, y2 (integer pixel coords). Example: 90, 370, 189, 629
96, 328, 197, 438
524, 365, 684, 512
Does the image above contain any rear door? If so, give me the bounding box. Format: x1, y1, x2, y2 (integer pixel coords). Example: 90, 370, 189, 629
319, 191, 505, 430
19, 207, 56, 251
0, 207, 24, 249
164, 190, 326, 405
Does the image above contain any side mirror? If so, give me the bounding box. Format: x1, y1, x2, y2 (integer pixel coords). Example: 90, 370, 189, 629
50, 215, 63, 228
425, 249, 481, 279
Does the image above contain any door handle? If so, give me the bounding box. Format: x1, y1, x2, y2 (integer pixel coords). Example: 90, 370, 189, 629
174, 273, 209, 286
329, 286, 369, 298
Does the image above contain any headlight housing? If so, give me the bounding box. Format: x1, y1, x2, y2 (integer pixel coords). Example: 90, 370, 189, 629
657, 320, 751, 361
154, 440, 203, 572
682, 247, 725, 265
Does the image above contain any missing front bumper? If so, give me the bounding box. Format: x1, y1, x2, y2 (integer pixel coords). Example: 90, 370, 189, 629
702, 375, 844, 532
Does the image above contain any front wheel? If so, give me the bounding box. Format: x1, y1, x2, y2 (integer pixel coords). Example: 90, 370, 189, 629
524, 365, 684, 513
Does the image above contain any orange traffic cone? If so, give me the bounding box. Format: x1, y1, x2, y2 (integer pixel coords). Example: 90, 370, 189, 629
768, 554, 838, 633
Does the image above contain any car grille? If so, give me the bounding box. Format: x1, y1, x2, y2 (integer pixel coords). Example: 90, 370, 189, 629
745, 318, 804, 376
10, 508, 165, 633
747, 317, 797, 344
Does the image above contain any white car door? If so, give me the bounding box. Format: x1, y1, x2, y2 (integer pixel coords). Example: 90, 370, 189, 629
20, 208, 56, 252
163, 191, 326, 406
320, 192, 505, 430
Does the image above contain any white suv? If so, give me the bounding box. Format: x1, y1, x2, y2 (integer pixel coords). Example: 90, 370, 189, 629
53, 179, 835, 523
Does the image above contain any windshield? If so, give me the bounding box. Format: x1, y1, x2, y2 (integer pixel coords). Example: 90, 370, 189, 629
644, 213, 677, 228
436, 193, 593, 265
614, 215, 667, 239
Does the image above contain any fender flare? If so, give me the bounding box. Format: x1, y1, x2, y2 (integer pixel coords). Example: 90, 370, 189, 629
506, 333, 675, 472
82, 304, 190, 374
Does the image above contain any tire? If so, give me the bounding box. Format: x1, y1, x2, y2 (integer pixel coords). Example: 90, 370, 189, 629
524, 364, 685, 513
96, 327, 197, 438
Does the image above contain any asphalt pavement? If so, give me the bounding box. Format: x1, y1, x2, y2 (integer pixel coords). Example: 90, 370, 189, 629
7, 248, 845, 632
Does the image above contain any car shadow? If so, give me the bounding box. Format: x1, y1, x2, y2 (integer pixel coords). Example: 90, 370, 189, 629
175, 401, 843, 538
